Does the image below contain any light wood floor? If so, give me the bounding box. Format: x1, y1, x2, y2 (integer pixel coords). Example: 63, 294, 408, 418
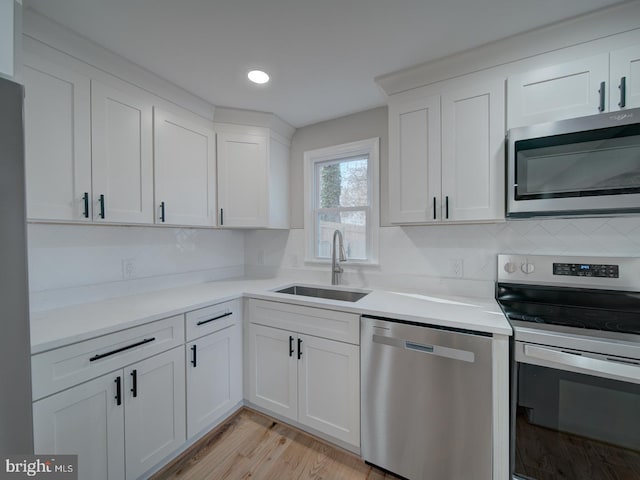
151, 408, 398, 480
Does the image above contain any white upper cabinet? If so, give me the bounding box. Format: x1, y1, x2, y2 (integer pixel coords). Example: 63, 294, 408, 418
388, 93, 441, 223
507, 54, 609, 128
91, 80, 154, 224
216, 124, 290, 229
153, 108, 216, 227
23, 53, 92, 222
508, 44, 640, 128
441, 77, 505, 222
610, 44, 640, 110
388, 74, 505, 224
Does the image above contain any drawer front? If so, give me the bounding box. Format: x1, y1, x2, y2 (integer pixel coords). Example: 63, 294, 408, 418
248, 299, 359, 344
185, 299, 241, 342
31, 315, 184, 401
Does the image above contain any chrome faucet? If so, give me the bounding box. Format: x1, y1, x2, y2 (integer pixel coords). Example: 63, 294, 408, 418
331, 229, 347, 285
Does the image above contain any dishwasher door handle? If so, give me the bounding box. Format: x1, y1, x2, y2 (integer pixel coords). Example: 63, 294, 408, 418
372, 334, 475, 363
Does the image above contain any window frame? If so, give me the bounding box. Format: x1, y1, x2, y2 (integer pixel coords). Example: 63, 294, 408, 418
303, 137, 379, 265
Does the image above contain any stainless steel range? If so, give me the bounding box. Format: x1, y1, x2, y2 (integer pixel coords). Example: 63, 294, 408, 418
496, 254, 640, 480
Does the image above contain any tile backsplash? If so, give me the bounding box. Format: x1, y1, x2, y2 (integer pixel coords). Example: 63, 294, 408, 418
245, 216, 640, 299
28, 224, 245, 311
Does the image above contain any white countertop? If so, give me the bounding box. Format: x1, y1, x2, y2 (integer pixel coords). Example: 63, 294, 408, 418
30, 278, 511, 354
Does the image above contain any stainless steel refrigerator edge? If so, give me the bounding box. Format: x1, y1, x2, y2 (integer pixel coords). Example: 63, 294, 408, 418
0, 76, 34, 453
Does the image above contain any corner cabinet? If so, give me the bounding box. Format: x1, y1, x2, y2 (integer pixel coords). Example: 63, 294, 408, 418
216, 124, 290, 228
154, 108, 217, 227
507, 44, 640, 128
247, 299, 360, 449
388, 75, 505, 224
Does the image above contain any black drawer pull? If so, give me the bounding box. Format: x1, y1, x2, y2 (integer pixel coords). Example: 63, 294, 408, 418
191, 344, 197, 367
98, 194, 105, 219
115, 376, 122, 406
598, 81, 606, 112
297, 338, 303, 360
289, 336, 294, 357
432, 197, 436, 220
196, 311, 232, 326
89, 337, 156, 362
130, 369, 137, 398
445, 196, 449, 219
160, 201, 166, 223
220, 208, 224, 226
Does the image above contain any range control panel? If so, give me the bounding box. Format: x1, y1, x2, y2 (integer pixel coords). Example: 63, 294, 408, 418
553, 263, 619, 278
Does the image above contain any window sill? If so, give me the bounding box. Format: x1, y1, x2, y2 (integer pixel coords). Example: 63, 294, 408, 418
303, 259, 380, 268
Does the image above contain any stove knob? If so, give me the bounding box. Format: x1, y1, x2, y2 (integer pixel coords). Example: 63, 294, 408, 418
521, 262, 535, 274
503, 262, 517, 274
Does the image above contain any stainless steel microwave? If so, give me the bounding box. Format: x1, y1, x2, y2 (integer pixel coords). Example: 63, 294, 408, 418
507, 107, 640, 218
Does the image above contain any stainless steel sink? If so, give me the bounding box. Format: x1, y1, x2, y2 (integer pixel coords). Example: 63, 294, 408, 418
275, 285, 369, 302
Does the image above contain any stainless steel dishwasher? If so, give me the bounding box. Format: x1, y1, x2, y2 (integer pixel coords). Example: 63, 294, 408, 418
361, 315, 493, 480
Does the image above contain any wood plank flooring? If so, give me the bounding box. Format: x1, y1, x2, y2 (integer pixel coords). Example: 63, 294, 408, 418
151, 408, 398, 480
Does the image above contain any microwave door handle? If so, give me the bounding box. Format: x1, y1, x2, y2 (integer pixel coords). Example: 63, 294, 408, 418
522, 344, 640, 384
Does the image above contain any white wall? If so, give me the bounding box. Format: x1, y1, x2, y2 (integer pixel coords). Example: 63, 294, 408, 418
0, 0, 15, 77
28, 224, 245, 311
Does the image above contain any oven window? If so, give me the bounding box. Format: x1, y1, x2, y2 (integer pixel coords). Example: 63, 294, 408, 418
515, 124, 640, 200
515, 363, 640, 480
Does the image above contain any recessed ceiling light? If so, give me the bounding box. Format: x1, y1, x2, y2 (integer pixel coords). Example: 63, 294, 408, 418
248, 70, 270, 84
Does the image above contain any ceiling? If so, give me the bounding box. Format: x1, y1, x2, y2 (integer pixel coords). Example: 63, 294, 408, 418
24, 0, 624, 128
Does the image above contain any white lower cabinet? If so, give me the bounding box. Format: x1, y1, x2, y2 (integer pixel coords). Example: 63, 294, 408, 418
186, 323, 242, 438
33, 373, 125, 480
248, 317, 360, 448
33, 346, 185, 480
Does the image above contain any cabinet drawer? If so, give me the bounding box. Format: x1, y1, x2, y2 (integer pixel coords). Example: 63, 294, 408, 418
248, 299, 359, 344
185, 299, 241, 341
31, 315, 184, 400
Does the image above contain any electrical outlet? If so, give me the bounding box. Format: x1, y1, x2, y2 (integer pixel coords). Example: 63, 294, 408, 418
449, 258, 464, 278
122, 258, 137, 280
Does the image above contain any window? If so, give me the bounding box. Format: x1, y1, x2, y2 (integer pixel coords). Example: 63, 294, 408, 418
304, 138, 379, 264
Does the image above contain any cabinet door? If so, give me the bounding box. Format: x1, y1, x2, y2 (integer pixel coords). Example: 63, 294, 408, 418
154, 108, 216, 226
441, 77, 505, 222
297, 335, 360, 447
91, 80, 153, 224
33, 372, 125, 480
507, 53, 609, 128
248, 323, 297, 420
23, 54, 92, 221
388, 94, 442, 223
186, 324, 242, 438
610, 44, 640, 110
217, 132, 268, 227
124, 347, 186, 480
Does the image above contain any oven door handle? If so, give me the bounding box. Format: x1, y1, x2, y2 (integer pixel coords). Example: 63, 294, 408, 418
521, 344, 640, 385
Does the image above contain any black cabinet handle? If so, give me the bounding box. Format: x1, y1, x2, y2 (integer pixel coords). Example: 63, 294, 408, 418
89, 337, 156, 362
191, 344, 197, 367
445, 196, 449, 219
130, 369, 137, 398
115, 376, 122, 406
83, 192, 89, 218
220, 208, 224, 226
432, 197, 436, 220
289, 336, 294, 357
160, 201, 166, 223
196, 311, 232, 326
297, 338, 303, 360
619, 76, 627, 108
598, 81, 606, 112
98, 194, 105, 219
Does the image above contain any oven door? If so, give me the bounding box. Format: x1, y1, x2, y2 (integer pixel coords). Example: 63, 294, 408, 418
513, 340, 640, 480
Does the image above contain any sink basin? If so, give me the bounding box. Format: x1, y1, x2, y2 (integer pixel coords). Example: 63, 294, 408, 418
275, 285, 369, 302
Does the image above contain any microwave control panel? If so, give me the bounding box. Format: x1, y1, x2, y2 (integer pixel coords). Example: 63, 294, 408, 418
553, 263, 619, 278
